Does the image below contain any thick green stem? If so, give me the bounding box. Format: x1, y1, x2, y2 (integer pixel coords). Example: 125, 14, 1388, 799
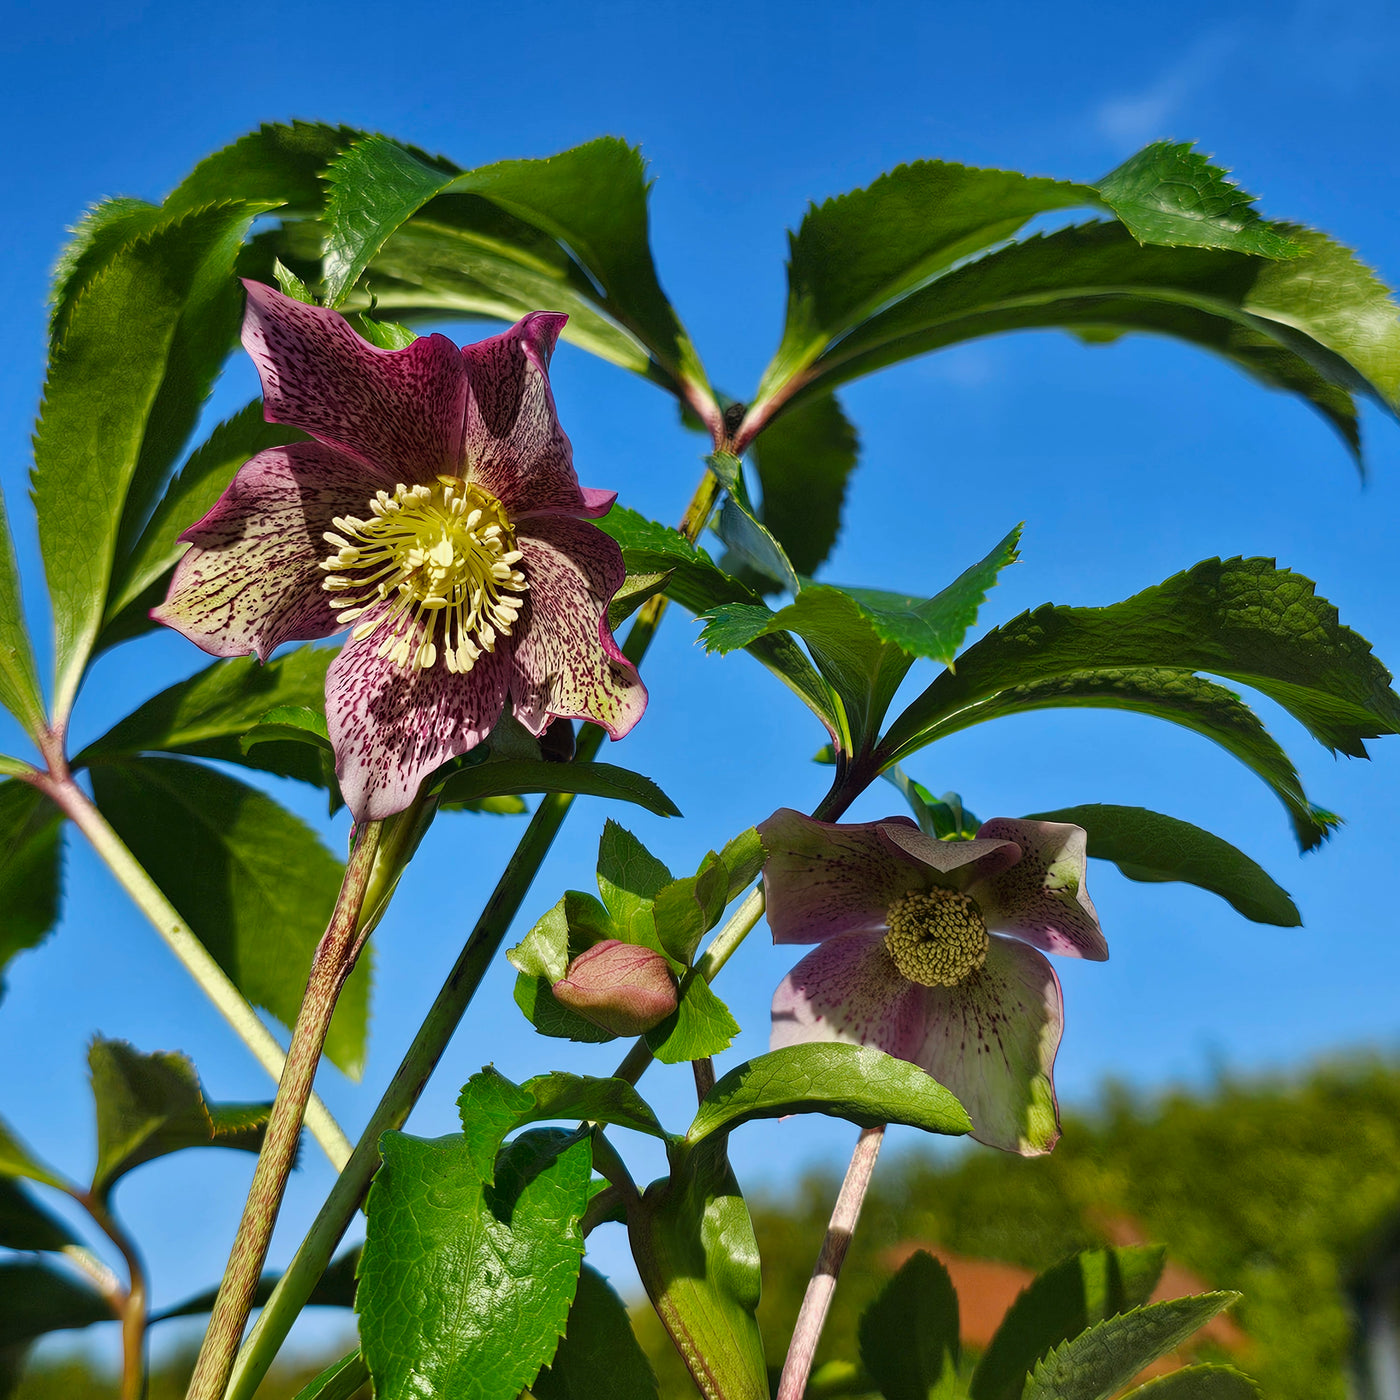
187, 821, 382, 1400
34, 772, 354, 1170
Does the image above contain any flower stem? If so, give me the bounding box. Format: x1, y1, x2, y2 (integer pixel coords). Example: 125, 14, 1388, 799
186, 819, 382, 1400
76, 1190, 148, 1400
776, 1124, 886, 1400
34, 771, 353, 1170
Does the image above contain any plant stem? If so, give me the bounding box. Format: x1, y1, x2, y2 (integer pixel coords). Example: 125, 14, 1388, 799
776, 1125, 886, 1400
77, 1190, 149, 1400
33, 771, 353, 1169
186, 820, 382, 1400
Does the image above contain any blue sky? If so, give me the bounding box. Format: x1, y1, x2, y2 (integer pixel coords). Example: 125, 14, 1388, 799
3, 0, 1400, 1369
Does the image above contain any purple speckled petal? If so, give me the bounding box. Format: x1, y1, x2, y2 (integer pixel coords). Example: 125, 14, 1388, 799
460, 312, 596, 519
757, 810, 929, 945
913, 935, 1064, 1155
508, 516, 647, 740
770, 929, 929, 1061
151, 441, 390, 660
972, 818, 1107, 961
876, 822, 1022, 891
242, 280, 467, 480
326, 623, 512, 821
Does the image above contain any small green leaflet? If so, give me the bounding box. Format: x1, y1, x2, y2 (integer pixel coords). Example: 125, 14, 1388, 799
0, 1114, 67, 1191
435, 758, 680, 818
1125, 1364, 1262, 1400
0, 486, 45, 738
858, 1251, 961, 1400
645, 971, 740, 1065
0, 1178, 78, 1253
1025, 804, 1299, 927
0, 780, 63, 996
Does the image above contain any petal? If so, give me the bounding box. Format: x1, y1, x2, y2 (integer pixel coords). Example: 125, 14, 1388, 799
508, 516, 647, 740
913, 936, 1063, 1155
972, 818, 1108, 961
770, 930, 929, 1061
876, 822, 1022, 889
757, 810, 928, 945
326, 625, 512, 821
242, 280, 467, 480
460, 312, 597, 518
151, 441, 387, 660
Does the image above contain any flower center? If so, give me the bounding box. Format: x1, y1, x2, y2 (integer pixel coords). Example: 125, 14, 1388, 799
883, 888, 989, 987
320, 477, 528, 673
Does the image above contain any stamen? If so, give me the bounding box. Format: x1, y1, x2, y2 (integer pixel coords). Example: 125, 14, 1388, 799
884, 888, 989, 988
320, 477, 528, 674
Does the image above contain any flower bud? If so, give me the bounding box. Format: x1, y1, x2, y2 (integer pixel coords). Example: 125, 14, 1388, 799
552, 940, 678, 1036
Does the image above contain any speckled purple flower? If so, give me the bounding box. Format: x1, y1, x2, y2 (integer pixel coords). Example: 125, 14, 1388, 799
154, 282, 647, 821
760, 808, 1108, 1155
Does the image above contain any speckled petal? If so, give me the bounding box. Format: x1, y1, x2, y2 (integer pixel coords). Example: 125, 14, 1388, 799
876, 822, 1022, 890
326, 623, 512, 821
770, 929, 929, 1061
913, 936, 1063, 1155
508, 515, 647, 739
242, 280, 467, 480
460, 312, 598, 518
151, 441, 390, 660
972, 818, 1108, 961
757, 811, 929, 945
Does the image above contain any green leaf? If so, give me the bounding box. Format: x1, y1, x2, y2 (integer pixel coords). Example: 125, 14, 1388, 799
0, 781, 63, 995
532, 1263, 660, 1400
77, 650, 334, 793
645, 972, 741, 1065
970, 1246, 1165, 1400
48, 198, 164, 345
0, 1117, 65, 1192
88, 1037, 268, 1199
102, 402, 305, 641
1094, 142, 1301, 258
652, 853, 730, 965
88, 757, 370, 1077
454, 1067, 668, 1147
32, 203, 266, 720
748, 392, 859, 579
354, 310, 417, 349
1025, 804, 1299, 926
358, 1127, 592, 1400
0, 1262, 114, 1348
273, 258, 318, 304
0, 1179, 78, 1253
290, 1352, 371, 1400
0, 487, 45, 738
1125, 1364, 1262, 1400
719, 828, 765, 902
686, 1044, 972, 1145
435, 759, 679, 818
858, 1250, 960, 1400
1022, 1294, 1240, 1400
713, 452, 802, 596
628, 1136, 768, 1400
326, 136, 712, 404
510, 891, 626, 1043
597, 820, 673, 945
884, 557, 1400, 769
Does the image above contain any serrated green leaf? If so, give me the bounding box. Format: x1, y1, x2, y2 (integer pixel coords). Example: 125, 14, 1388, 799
1095, 143, 1301, 258
0, 781, 63, 995
748, 392, 859, 579
102, 401, 305, 639
1124, 1363, 1262, 1399
532, 1263, 660, 1400
1025, 804, 1299, 927
718, 828, 765, 901
884, 558, 1400, 770
646, 972, 740, 1065
358, 1128, 592, 1400
88, 757, 369, 1077
652, 853, 729, 965
272, 258, 317, 304
597, 820, 673, 944
0, 487, 45, 739
509, 890, 617, 983
1022, 1294, 1239, 1400
0, 1261, 114, 1348
685, 1043, 971, 1144
0, 1180, 77, 1253
88, 1037, 269, 1199
435, 759, 679, 818
33, 203, 266, 721
514, 975, 618, 1044
354, 310, 417, 348
240, 705, 332, 751
48, 197, 164, 345
628, 1135, 767, 1400
457, 1069, 669, 1143
858, 1250, 960, 1400
970, 1246, 1165, 1400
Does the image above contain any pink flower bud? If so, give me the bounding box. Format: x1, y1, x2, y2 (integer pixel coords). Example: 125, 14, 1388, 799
552, 940, 678, 1036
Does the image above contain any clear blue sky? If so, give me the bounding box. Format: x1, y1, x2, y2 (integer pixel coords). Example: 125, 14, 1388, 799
3, 0, 1400, 1369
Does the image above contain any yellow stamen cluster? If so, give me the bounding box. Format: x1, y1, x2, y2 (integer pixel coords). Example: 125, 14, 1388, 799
884, 888, 989, 988
321, 477, 527, 673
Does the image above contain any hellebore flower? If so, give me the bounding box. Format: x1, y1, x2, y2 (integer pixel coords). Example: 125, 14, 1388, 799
759, 808, 1107, 1155
553, 939, 679, 1036
155, 283, 646, 820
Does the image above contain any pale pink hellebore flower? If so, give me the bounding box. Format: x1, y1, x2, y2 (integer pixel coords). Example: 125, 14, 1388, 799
155, 283, 647, 821
759, 809, 1108, 1155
